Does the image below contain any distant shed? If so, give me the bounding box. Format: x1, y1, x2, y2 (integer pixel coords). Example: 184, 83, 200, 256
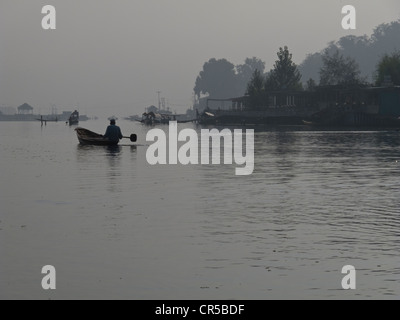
17, 103, 34, 114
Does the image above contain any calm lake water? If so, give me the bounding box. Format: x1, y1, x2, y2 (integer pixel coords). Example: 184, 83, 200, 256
0, 120, 399, 300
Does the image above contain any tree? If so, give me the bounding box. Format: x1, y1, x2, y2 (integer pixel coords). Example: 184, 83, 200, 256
319, 50, 364, 86
264, 46, 302, 91
246, 69, 265, 108
375, 52, 400, 86
299, 20, 400, 85
305, 78, 317, 91
236, 57, 266, 95
246, 69, 264, 96
194, 58, 237, 99
298, 52, 323, 85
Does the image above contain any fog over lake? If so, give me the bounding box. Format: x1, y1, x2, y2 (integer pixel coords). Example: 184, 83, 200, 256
0, 1, 399, 117
1, 1, 400, 301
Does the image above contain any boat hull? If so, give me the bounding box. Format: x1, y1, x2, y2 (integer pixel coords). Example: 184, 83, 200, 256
75, 127, 119, 146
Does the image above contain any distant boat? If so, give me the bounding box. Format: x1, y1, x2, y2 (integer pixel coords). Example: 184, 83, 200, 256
302, 120, 314, 126
197, 110, 217, 125
69, 110, 79, 126
125, 115, 142, 122
36, 116, 58, 123
138, 112, 194, 125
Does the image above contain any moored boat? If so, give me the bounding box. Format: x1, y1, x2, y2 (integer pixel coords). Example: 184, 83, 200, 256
69, 110, 80, 126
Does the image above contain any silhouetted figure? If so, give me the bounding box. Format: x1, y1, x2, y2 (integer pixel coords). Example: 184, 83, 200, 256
104, 119, 123, 143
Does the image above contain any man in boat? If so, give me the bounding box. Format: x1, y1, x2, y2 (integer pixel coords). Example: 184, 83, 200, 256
103, 119, 123, 143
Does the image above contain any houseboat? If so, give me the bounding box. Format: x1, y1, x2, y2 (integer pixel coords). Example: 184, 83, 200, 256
197, 85, 400, 127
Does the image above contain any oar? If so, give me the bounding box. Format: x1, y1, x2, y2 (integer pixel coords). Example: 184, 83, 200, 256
123, 134, 137, 142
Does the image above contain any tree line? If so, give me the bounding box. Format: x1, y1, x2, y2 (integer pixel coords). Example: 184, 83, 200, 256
299, 19, 400, 84
194, 19, 400, 108
194, 57, 266, 101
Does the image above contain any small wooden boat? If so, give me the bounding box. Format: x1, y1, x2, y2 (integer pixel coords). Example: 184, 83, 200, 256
75, 127, 137, 146
75, 128, 116, 146
69, 118, 79, 126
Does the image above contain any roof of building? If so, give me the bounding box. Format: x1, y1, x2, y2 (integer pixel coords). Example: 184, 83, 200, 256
17, 103, 34, 110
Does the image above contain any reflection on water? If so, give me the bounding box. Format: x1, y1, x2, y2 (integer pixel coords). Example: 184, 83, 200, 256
105, 146, 122, 193
192, 129, 400, 299
1, 122, 400, 299
75, 144, 136, 194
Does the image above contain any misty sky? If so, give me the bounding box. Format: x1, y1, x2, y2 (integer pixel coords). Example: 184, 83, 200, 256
0, 0, 399, 117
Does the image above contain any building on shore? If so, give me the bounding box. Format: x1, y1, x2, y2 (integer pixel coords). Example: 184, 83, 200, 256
197, 85, 400, 127
0, 106, 17, 115
0, 105, 90, 122
17, 103, 34, 115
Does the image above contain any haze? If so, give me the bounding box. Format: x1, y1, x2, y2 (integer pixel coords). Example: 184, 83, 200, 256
0, 0, 399, 117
